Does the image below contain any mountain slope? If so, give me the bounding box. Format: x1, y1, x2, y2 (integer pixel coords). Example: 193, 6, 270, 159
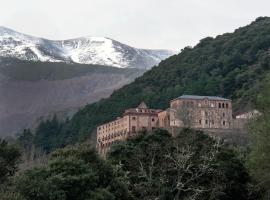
0, 27, 175, 69
0, 59, 144, 136
35, 17, 270, 148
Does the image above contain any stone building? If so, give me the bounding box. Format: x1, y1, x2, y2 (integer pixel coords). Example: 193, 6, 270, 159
158, 108, 180, 127
159, 95, 233, 129
97, 95, 234, 155
235, 109, 261, 119
96, 102, 161, 155
233, 109, 261, 129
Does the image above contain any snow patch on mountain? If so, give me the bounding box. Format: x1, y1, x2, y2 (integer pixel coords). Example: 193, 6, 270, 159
0, 26, 176, 69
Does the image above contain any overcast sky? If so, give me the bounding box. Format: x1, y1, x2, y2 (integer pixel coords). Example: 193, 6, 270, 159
0, 0, 269, 50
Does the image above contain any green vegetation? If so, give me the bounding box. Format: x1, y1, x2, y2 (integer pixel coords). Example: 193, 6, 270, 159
108, 129, 257, 200
6, 129, 259, 200
5, 17, 270, 199
0, 139, 21, 199
19, 17, 270, 153
14, 145, 134, 200
248, 80, 270, 199
33, 115, 64, 153
35, 16, 270, 150
0, 139, 21, 184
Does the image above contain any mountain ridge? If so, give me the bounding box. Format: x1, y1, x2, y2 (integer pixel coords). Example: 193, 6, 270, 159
0, 26, 175, 69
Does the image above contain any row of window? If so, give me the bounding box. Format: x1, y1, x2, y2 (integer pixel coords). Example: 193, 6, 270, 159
179, 101, 229, 109
218, 103, 229, 109
99, 126, 126, 134
98, 131, 127, 142
98, 119, 127, 130
99, 116, 157, 130
134, 109, 156, 113
205, 111, 226, 117
199, 120, 226, 126
132, 117, 156, 122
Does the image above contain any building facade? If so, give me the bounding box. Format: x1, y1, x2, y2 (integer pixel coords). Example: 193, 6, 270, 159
97, 95, 234, 155
159, 95, 233, 129
235, 109, 261, 119
96, 102, 161, 155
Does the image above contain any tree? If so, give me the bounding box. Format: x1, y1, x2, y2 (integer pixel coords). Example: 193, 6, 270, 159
17, 129, 34, 153
33, 115, 63, 153
108, 129, 254, 200
15, 144, 134, 200
174, 103, 195, 127
248, 81, 270, 198
0, 139, 21, 184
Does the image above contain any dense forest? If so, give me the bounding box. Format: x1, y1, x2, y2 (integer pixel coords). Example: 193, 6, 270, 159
26, 17, 270, 152
0, 128, 264, 200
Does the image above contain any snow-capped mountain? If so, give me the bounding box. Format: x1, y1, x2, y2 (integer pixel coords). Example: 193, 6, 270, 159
0, 26, 176, 69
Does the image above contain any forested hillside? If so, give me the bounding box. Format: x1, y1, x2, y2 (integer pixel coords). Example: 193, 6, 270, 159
32, 17, 270, 151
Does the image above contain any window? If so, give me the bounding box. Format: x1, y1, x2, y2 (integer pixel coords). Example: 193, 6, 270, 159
205, 111, 208, 116
212, 120, 214, 124
205, 120, 208, 124
223, 112, 225, 117
226, 103, 229, 108
152, 118, 155, 122
199, 120, 202, 125
223, 121, 226, 126
218, 103, 221, 108
132, 117, 136, 120
132, 126, 136, 132
222, 103, 225, 108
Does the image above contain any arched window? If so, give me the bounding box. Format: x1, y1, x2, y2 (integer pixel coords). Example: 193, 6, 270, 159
222, 103, 225, 108
218, 103, 221, 108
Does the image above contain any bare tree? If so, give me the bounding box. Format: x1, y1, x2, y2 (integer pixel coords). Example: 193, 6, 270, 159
176, 105, 194, 128
163, 139, 223, 200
